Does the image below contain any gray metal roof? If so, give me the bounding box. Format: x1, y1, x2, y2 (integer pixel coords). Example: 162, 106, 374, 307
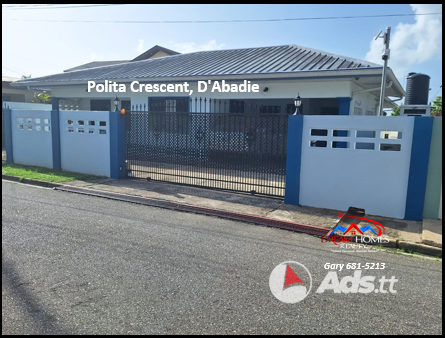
16, 44, 382, 85
64, 60, 130, 72
131, 45, 180, 61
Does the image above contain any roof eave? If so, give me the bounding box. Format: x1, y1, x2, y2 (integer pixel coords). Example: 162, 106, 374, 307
386, 68, 406, 98
11, 67, 389, 89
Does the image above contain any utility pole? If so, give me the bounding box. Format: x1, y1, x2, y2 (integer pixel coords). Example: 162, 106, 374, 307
375, 27, 391, 116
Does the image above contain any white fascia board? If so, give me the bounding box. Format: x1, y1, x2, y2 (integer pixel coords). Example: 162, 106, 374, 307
12, 68, 387, 89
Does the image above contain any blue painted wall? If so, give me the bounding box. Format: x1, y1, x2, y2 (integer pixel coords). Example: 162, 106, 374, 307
405, 117, 434, 220
284, 115, 304, 205
337, 97, 351, 116
109, 111, 126, 179
51, 98, 61, 170
3, 108, 13, 164
50, 110, 61, 170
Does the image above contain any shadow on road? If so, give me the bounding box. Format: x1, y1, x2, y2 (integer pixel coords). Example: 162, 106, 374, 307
2, 252, 73, 335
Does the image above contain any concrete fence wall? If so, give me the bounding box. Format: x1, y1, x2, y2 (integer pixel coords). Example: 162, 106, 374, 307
423, 117, 442, 220
285, 115, 435, 221
59, 111, 111, 177
10, 109, 53, 168
4, 107, 438, 221
4, 108, 125, 179
3, 101, 52, 110
299, 116, 414, 219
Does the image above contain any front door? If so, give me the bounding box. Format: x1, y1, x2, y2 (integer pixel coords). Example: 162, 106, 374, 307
121, 100, 131, 111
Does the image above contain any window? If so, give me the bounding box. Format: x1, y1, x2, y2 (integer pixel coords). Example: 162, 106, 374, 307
166, 99, 176, 112
90, 99, 111, 111
149, 98, 188, 112
286, 104, 296, 115
149, 98, 189, 134
259, 106, 280, 114
229, 100, 245, 114
121, 100, 131, 111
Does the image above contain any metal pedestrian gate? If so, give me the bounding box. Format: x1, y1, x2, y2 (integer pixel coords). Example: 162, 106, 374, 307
125, 106, 289, 197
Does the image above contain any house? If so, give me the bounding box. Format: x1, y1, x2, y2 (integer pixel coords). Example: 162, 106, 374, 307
59, 45, 179, 110
2, 76, 45, 104
11, 44, 405, 115
63, 45, 180, 72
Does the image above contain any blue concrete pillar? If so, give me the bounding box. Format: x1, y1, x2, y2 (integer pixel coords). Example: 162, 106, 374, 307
337, 97, 351, 116
3, 108, 13, 164
284, 115, 304, 205
50, 98, 61, 170
405, 117, 434, 220
109, 111, 126, 179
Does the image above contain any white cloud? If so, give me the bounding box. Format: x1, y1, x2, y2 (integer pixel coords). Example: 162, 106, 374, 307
365, 4, 442, 82
169, 39, 226, 53
137, 39, 145, 55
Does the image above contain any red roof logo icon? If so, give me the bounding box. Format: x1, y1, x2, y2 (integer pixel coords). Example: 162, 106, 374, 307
343, 223, 364, 236
284, 265, 304, 288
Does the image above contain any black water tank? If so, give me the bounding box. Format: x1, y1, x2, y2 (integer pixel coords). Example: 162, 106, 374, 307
405, 73, 430, 105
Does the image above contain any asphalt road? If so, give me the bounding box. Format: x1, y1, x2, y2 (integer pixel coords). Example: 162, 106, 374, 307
2, 181, 443, 335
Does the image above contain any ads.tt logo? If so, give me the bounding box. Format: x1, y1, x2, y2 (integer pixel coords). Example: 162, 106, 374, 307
270, 261, 399, 304
269, 261, 312, 304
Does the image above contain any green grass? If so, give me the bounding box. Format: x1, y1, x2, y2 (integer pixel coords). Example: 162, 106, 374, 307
396, 248, 406, 255
2, 163, 104, 183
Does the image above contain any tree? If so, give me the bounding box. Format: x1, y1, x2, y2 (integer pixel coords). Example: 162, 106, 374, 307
391, 106, 400, 116
431, 86, 442, 116
21, 74, 31, 79
32, 92, 52, 104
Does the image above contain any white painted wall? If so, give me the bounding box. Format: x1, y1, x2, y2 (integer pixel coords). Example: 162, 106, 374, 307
4, 101, 52, 110
299, 116, 414, 219
11, 109, 53, 168
59, 111, 111, 177
350, 86, 379, 116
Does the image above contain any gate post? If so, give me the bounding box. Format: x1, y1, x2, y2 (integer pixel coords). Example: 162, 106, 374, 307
109, 110, 126, 179
405, 116, 434, 221
3, 107, 13, 164
284, 115, 304, 205
51, 98, 61, 170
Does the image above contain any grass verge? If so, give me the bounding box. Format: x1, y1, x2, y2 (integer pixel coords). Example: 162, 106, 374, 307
2, 163, 104, 183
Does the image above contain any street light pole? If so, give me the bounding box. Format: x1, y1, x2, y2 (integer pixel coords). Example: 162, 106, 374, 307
377, 27, 391, 116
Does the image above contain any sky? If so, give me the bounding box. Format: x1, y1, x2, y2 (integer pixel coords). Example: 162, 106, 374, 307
2, 4, 442, 103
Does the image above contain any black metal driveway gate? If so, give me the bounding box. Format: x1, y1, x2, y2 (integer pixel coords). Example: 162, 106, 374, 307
125, 106, 289, 197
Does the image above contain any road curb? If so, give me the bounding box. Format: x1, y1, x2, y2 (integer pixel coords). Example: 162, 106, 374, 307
2, 174, 61, 189
327, 235, 441, 257
54, 185, 330, 237
398, 241, 442, 258
3, 175, 442, 258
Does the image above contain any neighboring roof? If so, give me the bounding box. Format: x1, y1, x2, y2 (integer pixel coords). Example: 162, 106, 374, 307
15, 44, 383, 86
64, 60, 130, 72
132, 45, 180, 61
2, 76, 20, 82
64, 45, 179, 72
